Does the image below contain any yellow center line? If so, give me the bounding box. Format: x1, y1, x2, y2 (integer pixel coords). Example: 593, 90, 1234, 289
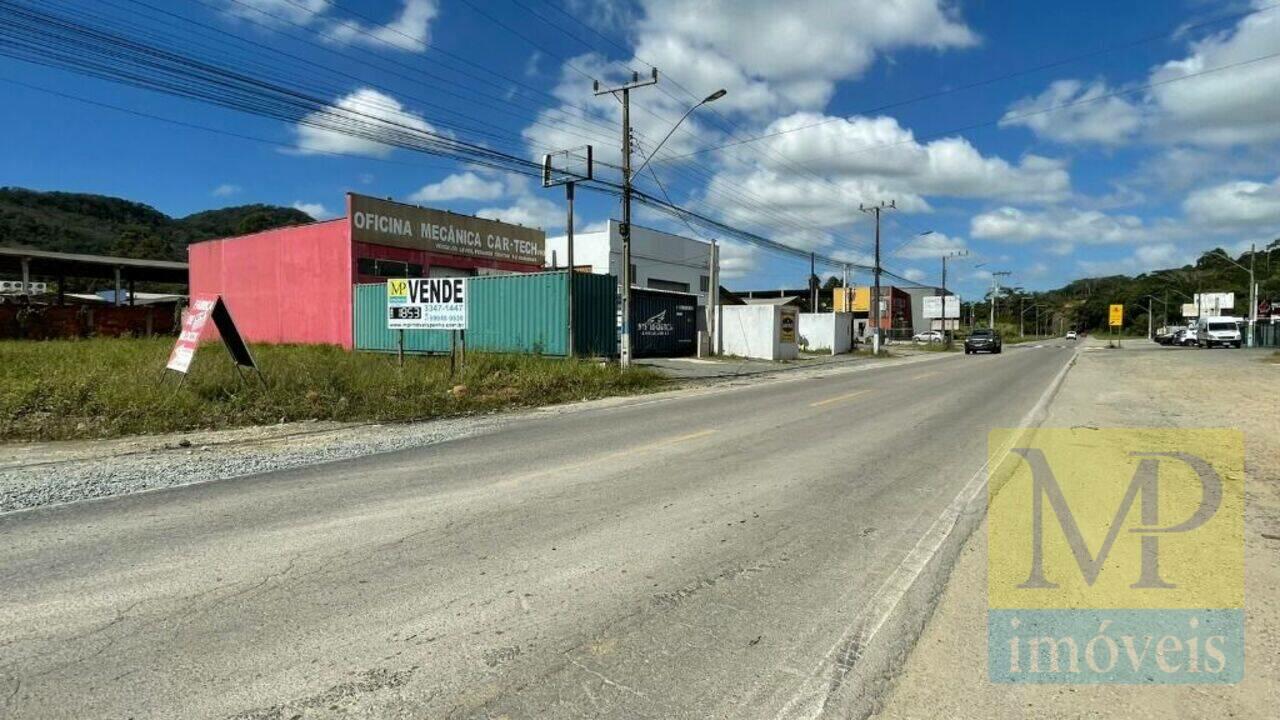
810, 389, 869, 407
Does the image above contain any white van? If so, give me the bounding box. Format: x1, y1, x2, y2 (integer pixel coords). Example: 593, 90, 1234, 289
1195, 316, 1242, 348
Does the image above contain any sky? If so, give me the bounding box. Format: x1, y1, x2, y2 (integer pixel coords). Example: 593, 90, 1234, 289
2, 0, 1280, 300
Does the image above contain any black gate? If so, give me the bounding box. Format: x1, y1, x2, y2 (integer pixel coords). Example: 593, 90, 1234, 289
630, 287, 698, 358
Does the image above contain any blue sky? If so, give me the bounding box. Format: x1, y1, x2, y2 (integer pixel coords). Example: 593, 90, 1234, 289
3, 0, 1279, 300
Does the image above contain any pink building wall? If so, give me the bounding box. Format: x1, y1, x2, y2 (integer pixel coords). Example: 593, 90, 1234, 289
188, 219, 354, 348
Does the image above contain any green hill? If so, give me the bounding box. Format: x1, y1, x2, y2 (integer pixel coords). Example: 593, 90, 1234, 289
0, 187, 314, 262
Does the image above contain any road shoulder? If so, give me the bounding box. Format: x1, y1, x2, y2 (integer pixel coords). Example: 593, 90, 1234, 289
877, 341, 1280, 720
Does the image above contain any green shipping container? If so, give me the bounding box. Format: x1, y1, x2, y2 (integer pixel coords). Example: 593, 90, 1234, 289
353, 271, 617, 357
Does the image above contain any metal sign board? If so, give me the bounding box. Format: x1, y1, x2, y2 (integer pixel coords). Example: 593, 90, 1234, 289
387, 278, 467, 330
1182, 303, 1198, 318
348, 193, 545, 266
166, 294, 257, 374
779, 309, 797, 344
923, 296, 959, 319
1109, 304, 1124, 327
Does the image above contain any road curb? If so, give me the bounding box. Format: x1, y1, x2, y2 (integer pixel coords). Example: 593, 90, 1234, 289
777, 346, 1080, 720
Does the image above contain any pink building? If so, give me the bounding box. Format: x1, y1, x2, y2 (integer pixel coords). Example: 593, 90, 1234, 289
188, 193, 546, 348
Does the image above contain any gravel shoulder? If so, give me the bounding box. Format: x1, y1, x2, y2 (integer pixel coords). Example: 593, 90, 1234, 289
877, 338, 1280, 719
0, 349, 948, 514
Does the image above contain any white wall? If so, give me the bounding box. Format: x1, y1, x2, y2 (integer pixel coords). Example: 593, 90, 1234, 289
798, 312, 852, 355
546, 221, 714, 305
719, 304, 799, 361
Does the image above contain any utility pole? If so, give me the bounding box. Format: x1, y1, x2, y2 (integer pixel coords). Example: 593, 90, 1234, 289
708, 239, 719, 355
810, 251, 817, 312
860, 200, 895, 353
566, 180, 575, 356
940, 250, 967, 345
595, 69, 658, 367
989, 271, 1011, 329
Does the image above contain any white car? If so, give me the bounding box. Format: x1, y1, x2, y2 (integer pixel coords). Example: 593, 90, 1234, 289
912, 330, 944, 343
1065, 330, 1078, 340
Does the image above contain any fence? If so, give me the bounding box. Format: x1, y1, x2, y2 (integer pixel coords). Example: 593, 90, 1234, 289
353, 271, 617, 357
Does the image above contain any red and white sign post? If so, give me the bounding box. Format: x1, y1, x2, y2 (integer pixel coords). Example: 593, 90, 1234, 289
167, 295, 217, 373
164, 294, 260, 384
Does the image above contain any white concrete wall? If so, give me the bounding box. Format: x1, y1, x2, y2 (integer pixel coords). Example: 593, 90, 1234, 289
719, 304, 799, 361
546, 221, 713, 305
798, 312, 852, 355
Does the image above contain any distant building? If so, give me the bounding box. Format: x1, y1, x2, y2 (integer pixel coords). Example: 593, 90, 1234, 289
545, 221, 715, 307
897, 284, 956, 335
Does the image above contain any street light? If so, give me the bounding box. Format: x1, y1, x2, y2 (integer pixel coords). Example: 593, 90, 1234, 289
633, 88, 727, 177
1214, 246, 1258, 348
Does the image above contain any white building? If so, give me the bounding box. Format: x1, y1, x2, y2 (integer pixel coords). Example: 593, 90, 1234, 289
545, 220, 715, 305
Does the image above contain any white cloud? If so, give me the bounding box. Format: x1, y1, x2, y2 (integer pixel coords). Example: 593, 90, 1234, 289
1002, 3, 1280, 147
971, 206, 1149, 245
1000, 79, 1142, 145
1149, 4, 1280, 146
1183, 175, 1280, 227
893, 231, 967, 259
292, 201, 332, 219
408, 172, 506, 203
1076, 243, 1192, 276
475, 195, 562, 231
211, 183, 242, 197
633, 0, 977, 114
221, 0, 329, 25
697, 114, 1069, 244
222, 1, 436, 53
524, 1, 978, 162
327, 0, 438, 53
903, 268, 927, 282
728, 113, 1070, 202
294, 87, 436, 157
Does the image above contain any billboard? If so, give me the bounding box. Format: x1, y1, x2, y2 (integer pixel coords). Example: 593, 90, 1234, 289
1109, 304, 1123, 327
386, 278, 467, 330
923, 295, 961, 319
1195, 292, 1235, 315
349, 193, 545, 266
1182, 303, 1198, 318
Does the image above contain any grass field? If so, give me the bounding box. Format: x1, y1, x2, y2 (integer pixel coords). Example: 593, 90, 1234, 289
0, 338, 665, 441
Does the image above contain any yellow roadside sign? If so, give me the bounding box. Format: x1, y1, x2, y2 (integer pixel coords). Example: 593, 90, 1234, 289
1109, 304, 1123, 327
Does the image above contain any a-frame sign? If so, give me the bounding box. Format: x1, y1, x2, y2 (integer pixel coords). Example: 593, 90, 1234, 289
165, 294, 262, 384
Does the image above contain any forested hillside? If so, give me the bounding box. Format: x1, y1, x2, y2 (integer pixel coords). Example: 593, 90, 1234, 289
0, 187, 314, 261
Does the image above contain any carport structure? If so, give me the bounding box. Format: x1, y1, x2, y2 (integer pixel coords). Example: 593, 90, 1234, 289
0, 247, 188, 305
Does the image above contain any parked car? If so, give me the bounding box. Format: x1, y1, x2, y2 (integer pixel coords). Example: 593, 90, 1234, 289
964, 328, 1002, 354
1173, 328, 1198, 346
1065, 330, 1078, 340
1195, 316, 1242, 348
1154, 325, 1185, 345
912, 330, 944, 343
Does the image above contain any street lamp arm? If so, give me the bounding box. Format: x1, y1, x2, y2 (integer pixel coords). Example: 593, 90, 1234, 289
633, 89, 726, 177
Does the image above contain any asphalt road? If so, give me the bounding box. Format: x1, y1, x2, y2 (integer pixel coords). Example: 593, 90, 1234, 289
0, 343, 1076, 720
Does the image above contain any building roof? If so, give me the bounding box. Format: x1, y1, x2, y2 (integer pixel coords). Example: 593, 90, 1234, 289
0, 247, 188, 284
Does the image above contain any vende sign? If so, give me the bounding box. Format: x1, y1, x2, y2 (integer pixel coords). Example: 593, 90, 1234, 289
387, 278, 467, 330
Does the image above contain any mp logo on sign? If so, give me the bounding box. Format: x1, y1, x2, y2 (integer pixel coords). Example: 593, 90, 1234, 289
987, 428, 1243, 684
